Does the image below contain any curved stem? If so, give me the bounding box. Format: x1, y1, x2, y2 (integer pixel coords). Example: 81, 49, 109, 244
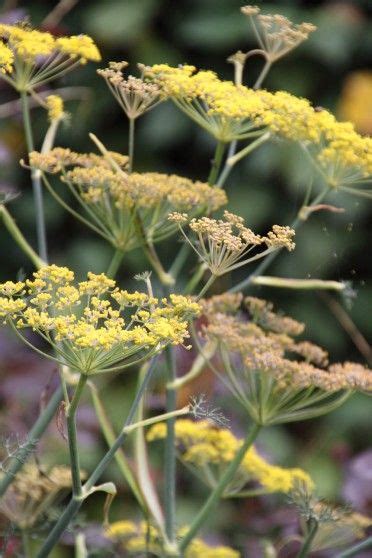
37, 357, 159, 558
179, 422, 261, 553
20, 90, 48, 262
0, 205, 45, 269
296, 518, 318, 558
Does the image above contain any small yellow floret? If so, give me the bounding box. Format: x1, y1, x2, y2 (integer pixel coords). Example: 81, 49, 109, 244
45, 94, 64, 121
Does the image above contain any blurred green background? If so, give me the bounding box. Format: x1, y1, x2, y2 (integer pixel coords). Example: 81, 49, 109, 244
0, 1, 371, 555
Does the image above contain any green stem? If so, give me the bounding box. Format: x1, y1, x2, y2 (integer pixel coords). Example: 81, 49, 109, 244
179, 423, 261, 553
254, 60, 272, 89
168, 242, 190, 279
20, 90, 48, 262
228, 188, 329, 293
164, 346, 177, 544
128, 117, 135, 173
88, 382, 146, 510
21, 529, 33, 558
208, 140, 225, 185
216, 132, 270, 188
126, 405, 189, 434
66, 375, 87, 496
106, 249, 124, 279
143, 240, 175, 286
0, 205, 45, 269
184, 263, 208, 295
251, 276, 346, 291
296, 519, 318, 558
337, 537, 372, 558
0, 384, 63, 497
37, 357, 159, 558
196, 273, 216, 300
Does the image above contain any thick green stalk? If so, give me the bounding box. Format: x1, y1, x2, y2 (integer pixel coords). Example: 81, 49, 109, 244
179, 423, 261, 553
208, 140, 226, 185
37, 358, 158, 558
184, 263, 207, 295
0, 205, 45, 269
337, 537, 372, 558
296, 519, 318, 558
66, 375, 87, 496
164, 346, 177, 545
0, 385, 63, 497
21, 529, 33, 558
251, 276, 346, 291
20, 90, 48, 262
89, 382, 146, 509
106, 249, 124, 279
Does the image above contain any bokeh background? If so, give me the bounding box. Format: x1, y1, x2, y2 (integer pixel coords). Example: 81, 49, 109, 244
0, 1, 371, 556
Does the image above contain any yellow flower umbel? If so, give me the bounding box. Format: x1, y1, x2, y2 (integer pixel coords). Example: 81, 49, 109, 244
302, 113, 372, 196
29, 148, 227, 252
144, 63, 269, 142
0, 463, 72, 530
0, 265, 200, 375
0, 23, 100, 91
106, 520, 240, 557
147, 419, 313, 497
200, 295, 370, 425
169, 211, 295, 277
241, 5, 316, 63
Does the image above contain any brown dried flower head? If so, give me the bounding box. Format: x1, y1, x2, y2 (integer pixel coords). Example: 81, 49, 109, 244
241, 5, 316, 63
200, 295, 369, 425
98, 61, 163, 119
170, 210, 295, 277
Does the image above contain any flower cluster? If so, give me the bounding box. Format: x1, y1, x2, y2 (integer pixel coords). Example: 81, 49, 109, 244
144, 63, 268, 142
0, 23, 100, 90
0, 265, 200, 375
169, 211, 295, 276
0, 463, 72, 529
98, 61, 162, 120
241, 5, 316, 63
106, 520, 240, 557
147, 419, 313, 496
145, 63, 372, 193
199, 295, 371, 424
29, 148, 227, 251
45, 94, 64, 122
